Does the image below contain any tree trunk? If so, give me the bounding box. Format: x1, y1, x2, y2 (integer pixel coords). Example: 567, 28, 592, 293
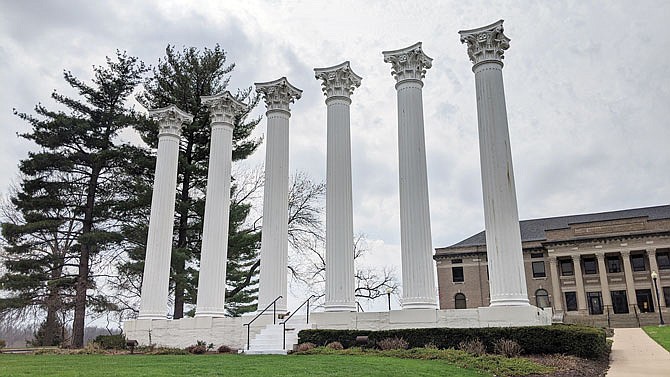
72, 167, 100, 347
43, 264, 63, 346
172, 138, 193, 319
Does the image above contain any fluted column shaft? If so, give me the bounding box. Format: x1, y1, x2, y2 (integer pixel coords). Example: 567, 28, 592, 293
460, 21, 529, 306
596, 253, 612, 307
139, 105, 191, 320
196, 92, 247, 317
620, 250, 638, 307
648, 248, 666, 307
383, 42, 437, 309
315, 62, 361, 312
256, 77, 302, 314
571, 255, 587, 311
548, 256, 563, 311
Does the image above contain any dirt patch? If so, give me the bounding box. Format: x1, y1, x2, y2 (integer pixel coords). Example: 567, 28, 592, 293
525, 353, 610, 377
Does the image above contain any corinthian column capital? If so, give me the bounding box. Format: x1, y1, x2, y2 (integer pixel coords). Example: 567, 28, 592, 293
149, 104, 193, 137
255, 77, 302, 112
459, 19, 510, 66
201, 91, 248, 126
314, 61, 362, 100
382, 42, 432, 83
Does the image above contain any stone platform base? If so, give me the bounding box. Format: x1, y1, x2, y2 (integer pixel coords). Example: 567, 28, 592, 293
123, 306, 551, 349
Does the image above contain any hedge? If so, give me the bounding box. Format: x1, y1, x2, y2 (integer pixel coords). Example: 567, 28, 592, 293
298, 324, 607, 359
93, 334, 126, 349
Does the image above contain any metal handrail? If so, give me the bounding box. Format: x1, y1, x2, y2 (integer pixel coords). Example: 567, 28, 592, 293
356, 301, 364, 312
605, 305, 611, 328
243, 295, 282, 350
631, 304, 640, 327
280, 295, 315, 349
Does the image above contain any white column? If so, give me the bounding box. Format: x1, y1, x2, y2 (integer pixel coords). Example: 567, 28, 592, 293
195, 92, 248, 317
315, 62, 361, 312
139, 105, 193, 320
572, 255, 587, 312
459, 20, 529, 306
620, 250, 638, 307
383, 42, 438, 310
255, 77, 302, 314
648, 248, 666, 307
548, 256, 563, 311
596, 252, 612, 307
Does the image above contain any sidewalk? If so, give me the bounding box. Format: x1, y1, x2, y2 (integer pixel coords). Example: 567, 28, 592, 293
606, 327, 670, 376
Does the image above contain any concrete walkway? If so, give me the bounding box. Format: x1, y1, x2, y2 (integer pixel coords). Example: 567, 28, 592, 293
606, 327, 670, 376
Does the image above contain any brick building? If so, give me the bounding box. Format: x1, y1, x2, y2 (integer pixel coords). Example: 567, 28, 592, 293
434, 205, 670, 326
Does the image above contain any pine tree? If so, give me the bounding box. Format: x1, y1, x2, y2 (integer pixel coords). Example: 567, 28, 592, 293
132, 45, 262, 318
4, 51, 150, 347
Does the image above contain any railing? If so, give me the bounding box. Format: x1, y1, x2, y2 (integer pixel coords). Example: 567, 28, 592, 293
356, 301, 365, 312
631, 304, 640, 327
243, 295, 282, 350
280, 295, 315, 350
604, 305, 611, 328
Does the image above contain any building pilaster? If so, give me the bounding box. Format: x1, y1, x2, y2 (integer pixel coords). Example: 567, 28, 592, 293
647, 248, 665, 308
255, 77, 302, 314
139, 105, 193, 320
596, 252, 613, 308
195, 92, 248, 317
571, 255, 588, 312
315, 62, 361, 312
383, 42, 438, 309
459, 20, 529, 307
620, 250, 638, 308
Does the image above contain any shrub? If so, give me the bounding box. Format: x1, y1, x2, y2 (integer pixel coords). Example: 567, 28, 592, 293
93, 334, 126, 350
458, 338, 486, 356
0, 339, 6, 349
493, 339, 523, 357
217, 345, 235, 354
298, 324, 607, 359
296, 342, 316, 352
423, 342, 438, 350
326, 341, 343, 350
185, 344, 207, 354
377, 337, 409, 350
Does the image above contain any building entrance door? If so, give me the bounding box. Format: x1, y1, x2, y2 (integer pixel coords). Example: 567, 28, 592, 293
587, 292, 603, 315
636, 289, 654, 313
611, 290, 629, 314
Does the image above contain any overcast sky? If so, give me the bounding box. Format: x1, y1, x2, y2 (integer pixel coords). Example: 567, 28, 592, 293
1, 1, 669, 309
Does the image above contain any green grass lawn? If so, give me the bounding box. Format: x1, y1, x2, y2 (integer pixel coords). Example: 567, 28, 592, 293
0, 354, 488, 377
643, 325, 670, 352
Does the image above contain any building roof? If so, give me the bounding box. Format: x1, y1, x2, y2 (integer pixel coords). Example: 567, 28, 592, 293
441, 205, 670, 249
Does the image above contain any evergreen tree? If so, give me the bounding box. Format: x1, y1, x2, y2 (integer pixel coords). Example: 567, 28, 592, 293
4, 51, 150, 347
131, 45, 262, 318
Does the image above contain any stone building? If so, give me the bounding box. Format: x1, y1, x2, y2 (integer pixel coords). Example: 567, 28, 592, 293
435, 205, 670, 326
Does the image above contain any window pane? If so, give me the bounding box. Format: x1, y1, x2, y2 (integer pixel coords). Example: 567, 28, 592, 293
607, 257, 622, 273
657, 253, 670, 270
531, 252, 544, 259
583, 258, 597, 274
663, 287, 670, 308
532, 261, 546, 278
452, 266, 464, 282
455, 293, 466, 309
631, 255, 646, 272
560, 260, 574, 276
587, 292, 603, 315
565, 292, 577, 311
536, 289, 550, 308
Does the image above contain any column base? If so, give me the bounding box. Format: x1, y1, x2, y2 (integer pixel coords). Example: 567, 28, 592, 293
138, 310, 167, 320
401, 296, 438, 310
324, 301, 356, 312
195, 308, 227, 318
489, 294, 530, 307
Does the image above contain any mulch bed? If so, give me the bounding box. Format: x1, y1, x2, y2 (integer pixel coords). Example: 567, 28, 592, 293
525, 353, 610, 377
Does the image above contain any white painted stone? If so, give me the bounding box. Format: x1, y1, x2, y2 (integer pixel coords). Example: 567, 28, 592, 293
459, 20, 530, 307
255, 77, 302, 314
315, 62, 361, 312
138, 105, 193, 320
195, 92, 248, 317
382, 42, 438, 310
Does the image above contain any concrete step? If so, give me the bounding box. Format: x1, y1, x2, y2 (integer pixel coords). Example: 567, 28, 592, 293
247, 321, 314, 353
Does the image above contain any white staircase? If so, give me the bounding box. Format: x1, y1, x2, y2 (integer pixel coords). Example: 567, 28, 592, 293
245, 316, 313, 355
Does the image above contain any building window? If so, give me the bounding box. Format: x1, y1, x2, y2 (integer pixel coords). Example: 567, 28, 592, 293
663, 287, 670, 308
631, 254, 646, 272
607, 256, 622, 273
452, 266, 464, 282
531, 252, 544, 259
565, 292, 578, 311
657, 252, 670, 270
532, 261, 546, 278
535, 289, 550, 308
587, 292, 603, 315
560, 259, 574, 276
583, 257, 597, 274
455, 293, 466, 309
611, 290, 629, 314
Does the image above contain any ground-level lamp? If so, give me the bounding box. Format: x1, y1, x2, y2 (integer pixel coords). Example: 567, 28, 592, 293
651, 271, 665, 326
386, 288, 392, 311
